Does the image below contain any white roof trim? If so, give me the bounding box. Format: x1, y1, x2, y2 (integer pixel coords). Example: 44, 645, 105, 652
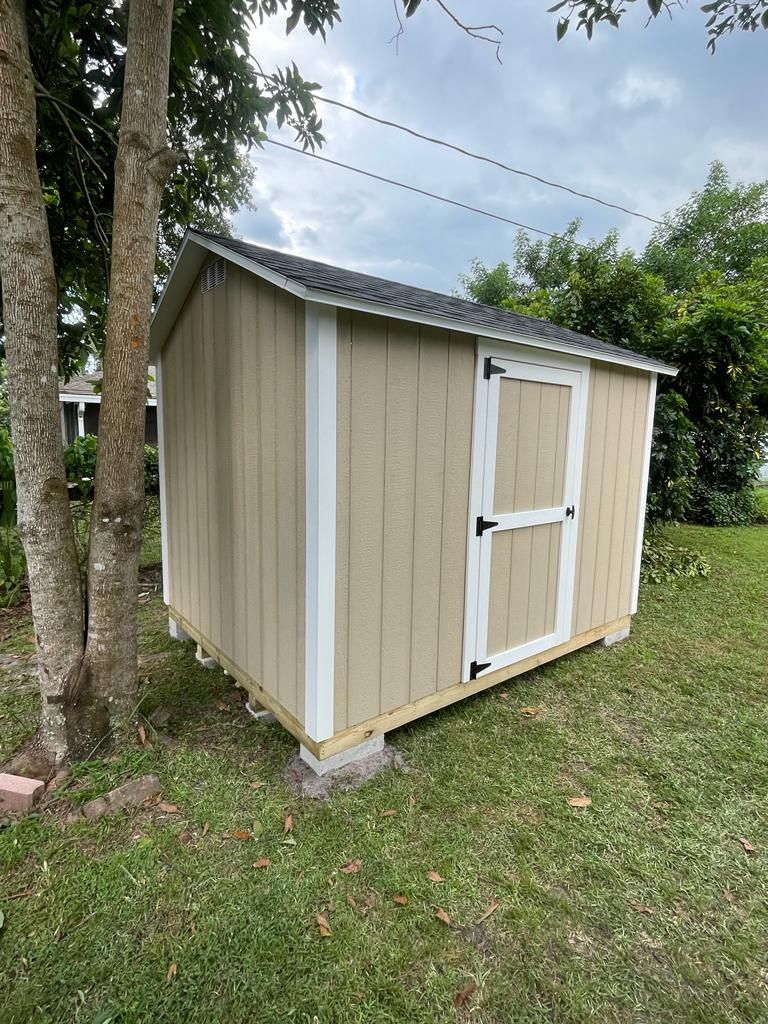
150, 230, 677, 377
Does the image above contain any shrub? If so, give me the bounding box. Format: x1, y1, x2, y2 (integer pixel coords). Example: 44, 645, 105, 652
63, 433, 98, 498
646, 392, 698, 523
689, 483, 761, 526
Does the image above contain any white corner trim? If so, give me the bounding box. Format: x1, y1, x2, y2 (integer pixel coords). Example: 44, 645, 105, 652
76, 401, 86, 438
630, 372, 658, 615
155, 354, 171, 605
304, 302, 337, 743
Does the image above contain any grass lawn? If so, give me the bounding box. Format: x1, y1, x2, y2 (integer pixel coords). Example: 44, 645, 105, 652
1, 524, 767, 1024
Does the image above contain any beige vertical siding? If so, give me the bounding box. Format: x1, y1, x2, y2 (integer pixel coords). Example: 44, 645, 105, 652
334, 312, 475, 731
162, 263, 306, 723
573, 363, 650, 635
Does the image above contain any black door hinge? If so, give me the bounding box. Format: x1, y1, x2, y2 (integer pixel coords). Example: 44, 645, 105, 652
566, 505, 575, 519
484, 357, 505, 380
476, 515, 499, 536
469, 659, 492, 680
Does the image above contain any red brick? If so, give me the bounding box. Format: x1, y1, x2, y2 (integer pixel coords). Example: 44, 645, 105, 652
0, 772, 44, 814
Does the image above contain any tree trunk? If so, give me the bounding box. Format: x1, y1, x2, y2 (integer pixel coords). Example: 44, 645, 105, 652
0, 0, 85, 770
83, 0, 177, 742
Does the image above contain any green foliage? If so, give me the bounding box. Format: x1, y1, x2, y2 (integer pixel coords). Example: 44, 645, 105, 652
646, 392, 698, 523
63, 434, 98, 500
0, 427, 23, 607
639, 525, 710, 585
25, 0, 341, 376
548, 0, 768, 50
653, 268, 768, 513
458, 258, 521, 306
143, 446, 160, 496
643, 162, 768, 293
689, 483, 761, 527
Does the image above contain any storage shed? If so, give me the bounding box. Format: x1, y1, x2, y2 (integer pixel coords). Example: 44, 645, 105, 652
150, 228, 676, 774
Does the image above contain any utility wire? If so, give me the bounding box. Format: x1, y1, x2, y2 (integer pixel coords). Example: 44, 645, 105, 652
315, 95, 661, 225
265, 138, 574, 241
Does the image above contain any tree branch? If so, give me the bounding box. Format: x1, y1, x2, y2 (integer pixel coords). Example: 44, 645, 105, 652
432, 0, 504, 62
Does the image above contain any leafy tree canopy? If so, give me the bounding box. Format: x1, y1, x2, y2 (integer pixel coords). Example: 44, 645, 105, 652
548, 0, 768, 51
643, 161, 768, 292
27, 0, 341, 376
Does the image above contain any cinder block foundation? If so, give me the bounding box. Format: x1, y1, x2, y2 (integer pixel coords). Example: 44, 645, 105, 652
601, 625, 631, 647
0, 772, 44, 814
245, 700, 276, 724
300, 734, 385, 777
169, 616, 190, 642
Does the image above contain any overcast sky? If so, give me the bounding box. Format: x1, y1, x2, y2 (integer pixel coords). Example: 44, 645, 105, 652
236, 0, 765, 294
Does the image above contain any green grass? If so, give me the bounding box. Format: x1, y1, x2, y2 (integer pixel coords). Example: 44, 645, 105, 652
1, 524, 768, 1023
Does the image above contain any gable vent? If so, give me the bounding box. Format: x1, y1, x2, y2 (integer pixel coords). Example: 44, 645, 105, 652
201, 258, 226, 294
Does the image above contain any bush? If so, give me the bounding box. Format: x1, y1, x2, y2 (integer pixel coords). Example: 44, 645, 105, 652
63, 433, 98, 499
0, 426, 24, 606
646, 392, 698, 523
144, 445, 159, 495
689, 483, 761, 526
640, 526, 711, 585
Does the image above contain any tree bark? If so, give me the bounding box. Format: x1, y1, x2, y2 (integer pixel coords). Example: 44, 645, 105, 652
0, 0, 85, 769
83, 0, 177, 741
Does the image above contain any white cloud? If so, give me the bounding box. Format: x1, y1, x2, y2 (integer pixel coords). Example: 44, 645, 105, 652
615, 69, 681, 109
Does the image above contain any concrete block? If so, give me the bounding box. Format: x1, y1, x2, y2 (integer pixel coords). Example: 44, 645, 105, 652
245, 700, 276, 724
169, 616, 191, 642
601, 625, 631, 648
195, 643, 218, 669
0, 772, 44, 814
300, 734, 385, 777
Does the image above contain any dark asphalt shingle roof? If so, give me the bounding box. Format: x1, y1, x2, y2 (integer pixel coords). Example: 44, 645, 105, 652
191, 229, 674, 375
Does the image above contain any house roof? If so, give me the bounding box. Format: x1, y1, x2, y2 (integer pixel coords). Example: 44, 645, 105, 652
59, 371, 157, 403
150, 228, 676, 377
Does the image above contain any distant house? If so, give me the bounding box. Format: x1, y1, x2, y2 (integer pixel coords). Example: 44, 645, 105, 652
59, 371, 158, 446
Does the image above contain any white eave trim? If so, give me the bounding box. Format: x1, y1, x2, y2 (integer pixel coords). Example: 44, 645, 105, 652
151, 231, 676, 379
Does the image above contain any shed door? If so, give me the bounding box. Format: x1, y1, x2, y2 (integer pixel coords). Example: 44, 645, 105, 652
464, 349, 588, 681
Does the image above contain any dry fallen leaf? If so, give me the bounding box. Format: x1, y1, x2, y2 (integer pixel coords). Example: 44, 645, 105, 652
284, 814, 293, 834
520, 706, 543, 717
723, 888, 736, 904
232, 830, 252, 841
497, 691, 509, 700
137, 723, 151, 748
427, 870, 445, 883
177, 830, 193, 846
567, 796, 592, 808
249, 782, 265, 791
393, 895, 408, 906
253, 858, 272, 869
381, 809, 398, 818
630, 902, 654, 914
340, 859, 362, 875
453, 980, 477, 1009
739, 837, 756, 855
435, 908, 452, 926
476, 898, 500, 924
347, 895, 357, 908
408, 794, 416, 807
166, 963, 177, 984
158, 802, 179, 814
201, 821, 210, 837
316, 913, 332, 937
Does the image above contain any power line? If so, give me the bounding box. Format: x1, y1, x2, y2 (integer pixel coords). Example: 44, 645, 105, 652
315, 95, 661, 226
265, 138, 576, 242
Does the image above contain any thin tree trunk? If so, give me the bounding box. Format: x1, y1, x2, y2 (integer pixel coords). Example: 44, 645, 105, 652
0, 0, 85, 770
83, 0, 178, 741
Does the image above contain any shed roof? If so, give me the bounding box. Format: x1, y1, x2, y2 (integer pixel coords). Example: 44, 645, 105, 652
150, 228, 676, 377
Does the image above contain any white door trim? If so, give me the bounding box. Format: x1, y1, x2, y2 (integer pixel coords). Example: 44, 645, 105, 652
156, 353, 171, 605
462, 341, 590, 681
304, 302, 338, 742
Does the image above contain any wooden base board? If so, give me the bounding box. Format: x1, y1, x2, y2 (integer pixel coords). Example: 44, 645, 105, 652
169, 607, 630, 761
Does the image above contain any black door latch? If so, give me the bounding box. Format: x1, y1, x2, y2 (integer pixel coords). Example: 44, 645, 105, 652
566, 505, 575, 519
